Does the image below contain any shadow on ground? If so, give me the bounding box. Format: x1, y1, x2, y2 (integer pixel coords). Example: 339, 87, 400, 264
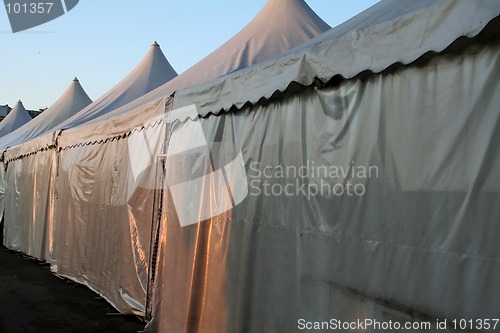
0, 246, 145, 333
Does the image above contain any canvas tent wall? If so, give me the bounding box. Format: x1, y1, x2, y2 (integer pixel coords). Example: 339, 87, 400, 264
0, 100, 31, 221
0, 78, 92, 259
0, 100, 31, 138
113, 0, 499, 331
0, 100, 33, 222
1, 0, 330, 317
3, 0, 499, 330
16, 0, 497, 331
148, 40, 500, 331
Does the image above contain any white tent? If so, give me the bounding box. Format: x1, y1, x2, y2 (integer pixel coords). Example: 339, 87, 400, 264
0, 100, 32, 137
0, 78, 92, 149
0, 78, 91, 225
0, 42, 177, 228
2, 0, 329, 317
1, 42, 177, 157
53, 41, 177, 131
0, 41, 176, 254
140, 1, 500, 331
0, 78, 92, 257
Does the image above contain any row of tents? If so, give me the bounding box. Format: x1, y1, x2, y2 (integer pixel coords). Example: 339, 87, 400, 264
1, 0, 499, 331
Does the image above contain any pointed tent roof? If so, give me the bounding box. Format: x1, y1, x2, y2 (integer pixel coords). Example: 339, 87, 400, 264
168, 0, 331, 85
61, 0, 330, 129
54, 42, 178, 129
0, 78, 92, 148
0, 100, 32, 138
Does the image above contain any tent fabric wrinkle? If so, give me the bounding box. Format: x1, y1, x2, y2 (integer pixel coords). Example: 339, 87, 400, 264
47, 139, 153, 315
56, 97, 169, 151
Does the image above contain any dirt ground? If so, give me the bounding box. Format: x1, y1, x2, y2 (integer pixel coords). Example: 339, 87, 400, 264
0, 245, 145, 333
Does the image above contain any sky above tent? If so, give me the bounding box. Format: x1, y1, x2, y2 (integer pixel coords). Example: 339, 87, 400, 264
0, 1, 378, 110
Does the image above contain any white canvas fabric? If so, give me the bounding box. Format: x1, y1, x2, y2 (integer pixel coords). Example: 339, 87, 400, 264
1, 42, 177, 159
54, 41, 177, 130
57, 0, 331, 132
0, 101, 32, 138
145, 42, 500, 332
172, 0, 500, 115
0, 81, 91, 225
56, 0, 500, 149
2, 0, 499, 329
0, 78, 92, 150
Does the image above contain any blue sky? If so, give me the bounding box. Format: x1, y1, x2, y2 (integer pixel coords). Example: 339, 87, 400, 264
0, 1, 378, 110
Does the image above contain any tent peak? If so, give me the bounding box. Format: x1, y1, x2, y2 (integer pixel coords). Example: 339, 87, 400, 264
73, 77, 79, 82
49, 40, 178, 130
